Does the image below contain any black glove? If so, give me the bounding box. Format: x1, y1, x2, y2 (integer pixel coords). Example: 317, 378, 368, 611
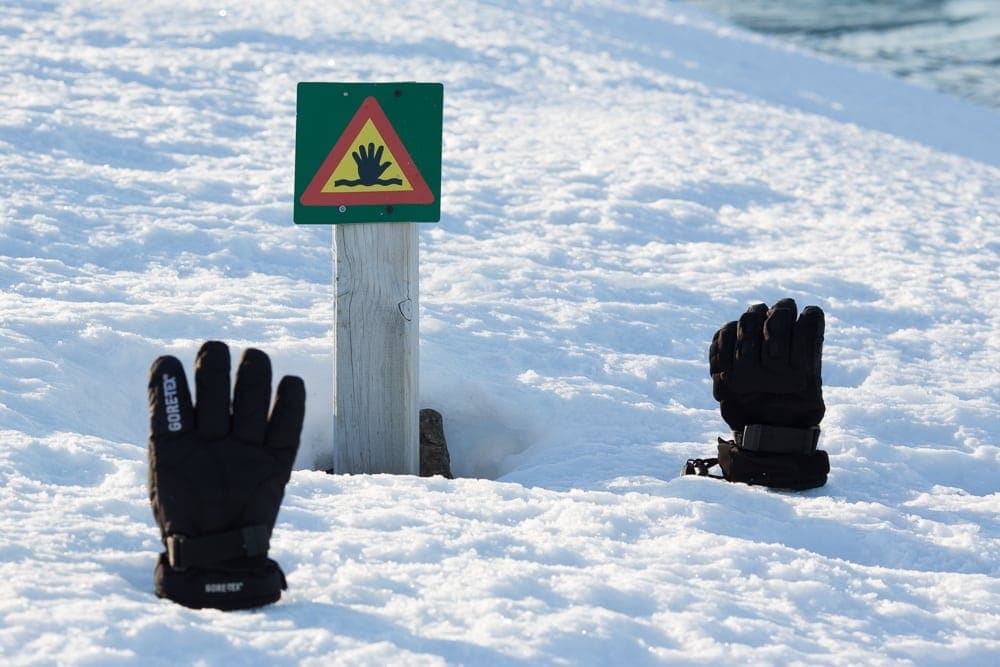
147, 341, 305, 610
709, 298, 825, 452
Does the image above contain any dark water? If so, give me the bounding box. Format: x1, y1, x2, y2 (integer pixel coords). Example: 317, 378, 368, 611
685, 0, 1000, 108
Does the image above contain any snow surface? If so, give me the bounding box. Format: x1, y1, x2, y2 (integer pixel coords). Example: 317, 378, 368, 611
1, 0, 998, 664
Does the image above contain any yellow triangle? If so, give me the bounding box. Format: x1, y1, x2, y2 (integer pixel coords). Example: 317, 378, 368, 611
320, 120, 414, 193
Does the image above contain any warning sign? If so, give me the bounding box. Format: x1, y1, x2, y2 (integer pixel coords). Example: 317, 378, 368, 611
295, 83, 442, 223
300, 96, 433, 206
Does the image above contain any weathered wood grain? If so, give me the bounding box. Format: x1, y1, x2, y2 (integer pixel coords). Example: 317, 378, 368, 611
333, 222, 419, 474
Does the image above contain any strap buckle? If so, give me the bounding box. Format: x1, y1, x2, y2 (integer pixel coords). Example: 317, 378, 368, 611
682, 458, 718, 477
166, 534, 188, 571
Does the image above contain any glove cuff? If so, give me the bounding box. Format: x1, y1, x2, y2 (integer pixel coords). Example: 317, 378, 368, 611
733, 424, 820, 454
154, 553, 287, 610
717, 439, 829, 490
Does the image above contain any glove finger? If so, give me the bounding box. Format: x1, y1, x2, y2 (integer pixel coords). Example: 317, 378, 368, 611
266, 375, 306, 469
195, 341, 232, 439
709, 320, 737, 401
792, 305, 825, 375
733, 303, 768, 384
148, 355, 194, 438
761, 298, 797, 373
232, 348, 272, 446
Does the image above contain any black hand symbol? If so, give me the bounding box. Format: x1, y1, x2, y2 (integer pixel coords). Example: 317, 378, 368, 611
335, 143, 403, 187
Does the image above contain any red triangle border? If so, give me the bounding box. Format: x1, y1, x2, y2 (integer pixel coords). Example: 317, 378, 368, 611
300, 96, 434, 207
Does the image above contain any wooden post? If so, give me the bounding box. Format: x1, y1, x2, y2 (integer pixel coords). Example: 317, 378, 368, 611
333, 222, 419, 474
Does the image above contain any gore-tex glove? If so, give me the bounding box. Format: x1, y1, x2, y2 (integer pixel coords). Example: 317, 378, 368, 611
147, 341, 305, 610
709, 298, 825, 450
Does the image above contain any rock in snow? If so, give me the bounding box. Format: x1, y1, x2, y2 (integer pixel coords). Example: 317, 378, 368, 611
419, 409, 453, 479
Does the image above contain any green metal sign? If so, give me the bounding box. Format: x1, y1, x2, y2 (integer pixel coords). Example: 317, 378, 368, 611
294, 82, 442, 224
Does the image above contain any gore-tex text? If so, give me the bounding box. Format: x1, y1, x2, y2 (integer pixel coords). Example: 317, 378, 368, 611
163, 374, 182, 432
205, 582, 244, 593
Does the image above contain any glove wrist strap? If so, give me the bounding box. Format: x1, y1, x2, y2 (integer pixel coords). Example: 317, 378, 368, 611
735, 425, 820, 455
166, 524, 270, 570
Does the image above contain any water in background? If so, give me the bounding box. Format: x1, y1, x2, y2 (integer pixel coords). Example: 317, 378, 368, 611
685, 0, 1000, 108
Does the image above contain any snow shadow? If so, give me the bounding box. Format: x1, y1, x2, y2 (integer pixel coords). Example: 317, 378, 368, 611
420, 361, 545, 481
674, 479, 999, 576
630, 180, 796, 212
0, 124, 180, 171
3, 439, 117, 489
420, 296, 715, 484
275, 602, 536, 666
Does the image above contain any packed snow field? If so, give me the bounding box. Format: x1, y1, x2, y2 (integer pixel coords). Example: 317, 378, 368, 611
1, 0, 998, 664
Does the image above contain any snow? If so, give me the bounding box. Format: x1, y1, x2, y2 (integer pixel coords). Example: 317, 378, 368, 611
1, 0, 998, 664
